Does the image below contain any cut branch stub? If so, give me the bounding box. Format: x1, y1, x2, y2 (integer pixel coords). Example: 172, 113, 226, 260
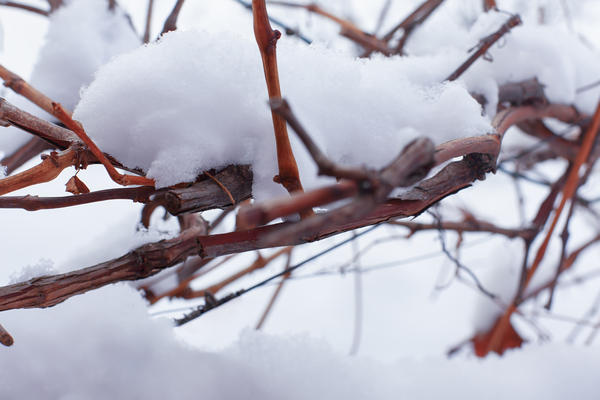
252, 0, 304, 195
162, 165, 253, 215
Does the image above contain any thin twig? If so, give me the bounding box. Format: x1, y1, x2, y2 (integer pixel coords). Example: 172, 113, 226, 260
232, 0, 312, 44
363, 0, 444, 57
1, 137, 53, 175
268, 1, 388, 53
0, 1, 48, 16
432, 212, 497, 300
0, 64, 63, 117
446, 14, 522, 81
175, 225, 380, 326
143, 0, 154, 43
52, 103, 155, 187
255, 251, 293, 330
0, 186, 155, 210
348, 231, 363, 356
160, 0, 185, 37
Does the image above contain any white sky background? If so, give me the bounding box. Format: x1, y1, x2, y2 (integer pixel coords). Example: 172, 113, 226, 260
1, 0, 600, 398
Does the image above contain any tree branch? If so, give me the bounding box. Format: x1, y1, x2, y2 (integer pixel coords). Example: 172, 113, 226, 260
252, 0, 304, 195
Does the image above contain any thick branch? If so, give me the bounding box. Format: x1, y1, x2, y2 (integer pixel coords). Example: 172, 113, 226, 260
0, 98, 79, 149
162, 165, 253, 215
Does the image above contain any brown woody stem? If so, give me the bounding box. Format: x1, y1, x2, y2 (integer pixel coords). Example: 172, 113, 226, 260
252, 0, 304, 195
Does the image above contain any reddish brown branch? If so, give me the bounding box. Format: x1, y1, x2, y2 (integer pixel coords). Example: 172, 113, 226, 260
483, 101, 600, 356
0, 186, 156, 211
523, 102, 600, 291
0, 64, 64, 117
252, 0, 304, 195
179, 247, 292, 300
0, 147, 81, 196
0, 153, 494, 312
1, 137, 53, 175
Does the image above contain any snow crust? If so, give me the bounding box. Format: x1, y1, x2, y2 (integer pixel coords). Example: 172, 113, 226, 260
73, 30, 490, 196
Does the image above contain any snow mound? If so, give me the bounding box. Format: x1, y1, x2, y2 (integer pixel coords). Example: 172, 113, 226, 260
73, 29, 491, 197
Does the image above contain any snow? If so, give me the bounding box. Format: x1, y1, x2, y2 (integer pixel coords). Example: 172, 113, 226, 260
73, 30, 490, 196
0, 0, 140, 157
8, 258, 55, 284
1, 283, 599, 399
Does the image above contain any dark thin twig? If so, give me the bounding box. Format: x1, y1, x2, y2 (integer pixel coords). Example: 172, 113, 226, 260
373, 0, 392, 35
432, 212, 497, 300
0, 1, 49, 16
362, 0, 444, 57
160, 0, 185, 37
348, 231, 363, 356
232, 0, 312, 44
143, 0, 154, 43
271, 98, 373, 182
175, 225, 380, 326
446, 14, 522, 81
576, 79, 600, 94
255, 251, 292, 330
566, 290, 600, 343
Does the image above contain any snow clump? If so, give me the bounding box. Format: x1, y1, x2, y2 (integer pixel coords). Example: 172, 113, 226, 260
74, 29, 490, 198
